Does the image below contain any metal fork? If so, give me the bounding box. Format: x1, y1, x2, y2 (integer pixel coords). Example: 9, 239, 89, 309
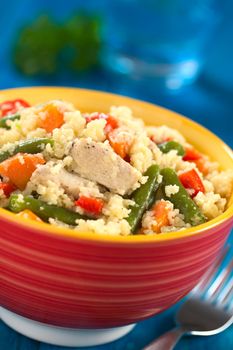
143, 246, 233, 350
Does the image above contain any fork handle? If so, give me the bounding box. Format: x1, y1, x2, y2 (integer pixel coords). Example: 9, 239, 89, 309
142, 327, 185, 350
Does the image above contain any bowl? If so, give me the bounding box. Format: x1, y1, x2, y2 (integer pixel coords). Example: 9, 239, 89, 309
1, 87, 233, 347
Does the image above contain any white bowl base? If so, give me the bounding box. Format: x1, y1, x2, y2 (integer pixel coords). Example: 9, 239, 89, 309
0, 307, 135, 347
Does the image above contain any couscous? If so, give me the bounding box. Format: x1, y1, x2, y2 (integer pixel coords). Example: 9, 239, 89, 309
0, 98, 232, 236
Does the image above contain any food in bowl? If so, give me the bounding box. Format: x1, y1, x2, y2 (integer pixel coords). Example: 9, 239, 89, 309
0, 98, 232, 235
1, 88, 233, 336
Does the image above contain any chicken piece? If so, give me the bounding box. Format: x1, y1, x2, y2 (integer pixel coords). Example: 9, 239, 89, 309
27, 161, 103, 198
59, 168, 102, 198
70, 138, 141, 195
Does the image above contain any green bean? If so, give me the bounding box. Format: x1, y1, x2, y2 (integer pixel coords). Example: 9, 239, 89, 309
153, 184, 164, 202
158, 141, 185, 156
0, 138, 54, 163
8, 195, 90, 225
0, 114, 20, 129
126, 164, 160, 233
160, 168, 206, 226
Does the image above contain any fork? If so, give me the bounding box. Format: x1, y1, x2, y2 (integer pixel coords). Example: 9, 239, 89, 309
143, 246, 233, 350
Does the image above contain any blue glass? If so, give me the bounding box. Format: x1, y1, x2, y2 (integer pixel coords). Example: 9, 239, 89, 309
102, 0, 221, 89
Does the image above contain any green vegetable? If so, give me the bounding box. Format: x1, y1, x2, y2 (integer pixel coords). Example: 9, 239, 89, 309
14, 15, 65, 76
158, 141, 185, 156
153, 184, 164, 202
65, 13, 102, 71
126, 164, 160, 233
160, 168, 206, 226
13, 13, 102, 76
8, 195, 90, 225
0, 138, 54, 163
0, 114, 20, 129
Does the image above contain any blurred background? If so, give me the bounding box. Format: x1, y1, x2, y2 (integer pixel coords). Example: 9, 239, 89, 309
0, 0, 233, 147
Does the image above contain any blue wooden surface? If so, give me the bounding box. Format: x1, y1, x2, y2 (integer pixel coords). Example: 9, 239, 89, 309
0, 0, 233, 349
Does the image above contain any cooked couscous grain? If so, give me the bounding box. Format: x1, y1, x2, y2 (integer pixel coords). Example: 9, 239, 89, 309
0, 98, 232, 235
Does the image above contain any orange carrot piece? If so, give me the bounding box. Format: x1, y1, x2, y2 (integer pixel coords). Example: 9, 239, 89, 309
37, 104, 64, 133
109, 139, 129, 159
107, 131, 131, 159
0, 153, 45, 190
16, 209, 42, 222
151, 201, 170, 233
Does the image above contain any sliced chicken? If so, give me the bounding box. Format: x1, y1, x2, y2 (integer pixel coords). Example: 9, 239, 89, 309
70, 138, 141, 195
27, 161, 103, 198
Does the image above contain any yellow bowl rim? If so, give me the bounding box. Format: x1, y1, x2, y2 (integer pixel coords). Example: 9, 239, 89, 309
0, 86, 233, 244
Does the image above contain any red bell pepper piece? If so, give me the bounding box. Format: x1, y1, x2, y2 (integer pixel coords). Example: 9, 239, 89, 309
75, 196, 104, 215
84, 112, 106, 124
104, 115, 119, 134
183, 147, 201, 161
0, 99, 30, 117
150, 136, 172, 144
85, 113, 118, 134
0, 182, 16, 198
179, 169, 205, 198
183, 147, 209, 175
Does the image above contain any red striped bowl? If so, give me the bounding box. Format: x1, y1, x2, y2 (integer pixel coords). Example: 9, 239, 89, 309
1, 87, 233, 330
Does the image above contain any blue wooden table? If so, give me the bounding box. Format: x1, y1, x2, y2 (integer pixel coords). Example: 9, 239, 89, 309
0, 1, 233, 349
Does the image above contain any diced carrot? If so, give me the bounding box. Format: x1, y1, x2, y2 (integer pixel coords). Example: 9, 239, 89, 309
179, 169, 205, 198
37, 104, 64, 133
114, 142, 128, 159
124, 154, 131, 163
16, 209, 42, 222
151, 201, 170, 233
108, 137, 130, 159
75, 196, 104, 216
0, 182, 16, 197
107, 129, 131, 159
0, 153, 45, 190
108, 138, 128, 159
193, 158, 209, 176
183, 147, 201, 161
